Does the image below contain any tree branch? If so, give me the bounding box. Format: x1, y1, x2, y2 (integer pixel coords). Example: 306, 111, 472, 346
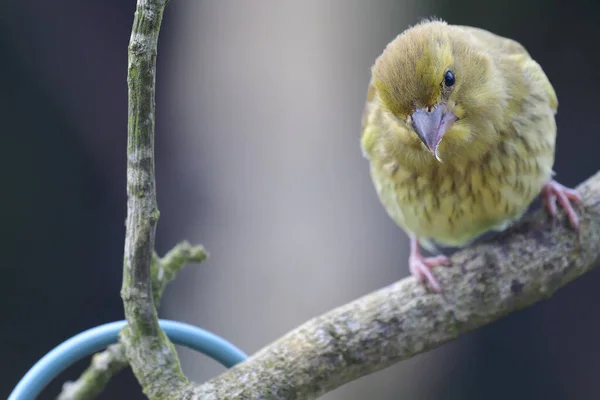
119, 0, 194, 398
57, 344, 127, 400
152, 242, 208, 309
186, 172, 600, 399
57, 242, 207, 400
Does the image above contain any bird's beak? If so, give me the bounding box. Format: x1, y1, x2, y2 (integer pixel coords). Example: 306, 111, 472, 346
411, 104, 457, 162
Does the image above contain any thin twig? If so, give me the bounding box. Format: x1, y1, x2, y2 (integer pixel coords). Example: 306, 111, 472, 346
152, 242, 208, 309
57, 344, 126, 400
57, 243, 207, 400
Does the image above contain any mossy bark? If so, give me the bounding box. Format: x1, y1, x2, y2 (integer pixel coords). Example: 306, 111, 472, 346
120, 1, 192, 398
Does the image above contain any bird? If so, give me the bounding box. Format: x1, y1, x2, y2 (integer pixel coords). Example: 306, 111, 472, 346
360, 19, 581, 292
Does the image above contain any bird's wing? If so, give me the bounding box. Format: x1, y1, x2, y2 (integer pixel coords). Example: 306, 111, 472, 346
360, 78, 379, 160
458, 25, 558, 113
457, 26, 530, 58
518, 56, 559, 114
361, 78, 376, 133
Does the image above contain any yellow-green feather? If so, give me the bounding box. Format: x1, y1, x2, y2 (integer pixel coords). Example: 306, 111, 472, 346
362, 21, 557, 248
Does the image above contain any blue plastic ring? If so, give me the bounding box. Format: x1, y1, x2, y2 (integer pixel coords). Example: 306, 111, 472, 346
8, 319, 248, 400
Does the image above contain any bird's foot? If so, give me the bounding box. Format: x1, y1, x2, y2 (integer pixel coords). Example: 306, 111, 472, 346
542, 180, 582, 230
409, 238, 450, 292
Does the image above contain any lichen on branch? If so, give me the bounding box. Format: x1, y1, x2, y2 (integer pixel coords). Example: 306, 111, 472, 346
119, 0, 194, 398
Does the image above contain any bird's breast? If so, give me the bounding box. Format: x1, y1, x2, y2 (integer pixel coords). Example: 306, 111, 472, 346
370, 136, 554, 247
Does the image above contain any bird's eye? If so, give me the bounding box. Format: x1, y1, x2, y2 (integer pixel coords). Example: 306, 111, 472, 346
443, 70, 455, 87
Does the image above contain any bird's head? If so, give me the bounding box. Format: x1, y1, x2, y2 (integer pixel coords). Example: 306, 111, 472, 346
372, 20, 508, 162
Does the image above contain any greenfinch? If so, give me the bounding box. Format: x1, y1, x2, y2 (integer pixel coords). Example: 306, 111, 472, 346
361, 19, 581, 292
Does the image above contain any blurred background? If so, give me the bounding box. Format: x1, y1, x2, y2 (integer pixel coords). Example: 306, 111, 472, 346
2, 0, 599, 399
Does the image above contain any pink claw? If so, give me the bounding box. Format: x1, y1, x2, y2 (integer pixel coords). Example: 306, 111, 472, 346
409, 236, 451, 292
542, 180, 582, 230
